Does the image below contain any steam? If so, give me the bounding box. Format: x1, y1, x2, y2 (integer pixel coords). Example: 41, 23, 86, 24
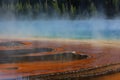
0, 19, 120, 40
0, 1, 120, 40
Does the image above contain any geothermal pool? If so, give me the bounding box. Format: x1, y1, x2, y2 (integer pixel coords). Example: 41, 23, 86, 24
0, 20, 120, 80
0, 19, 120, 40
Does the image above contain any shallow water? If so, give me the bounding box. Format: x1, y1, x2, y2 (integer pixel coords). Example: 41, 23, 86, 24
0, 20, 120, 40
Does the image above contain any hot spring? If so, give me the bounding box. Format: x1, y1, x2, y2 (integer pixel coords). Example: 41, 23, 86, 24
0, 19, 120, 40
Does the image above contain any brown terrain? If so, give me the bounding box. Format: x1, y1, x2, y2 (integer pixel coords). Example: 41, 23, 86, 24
0, 39, 120, 80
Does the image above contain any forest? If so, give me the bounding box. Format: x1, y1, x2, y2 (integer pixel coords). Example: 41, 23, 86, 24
0, 0, 119, 19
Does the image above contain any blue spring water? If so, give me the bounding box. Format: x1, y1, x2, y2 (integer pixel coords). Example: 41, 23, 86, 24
0, 19, 120, 40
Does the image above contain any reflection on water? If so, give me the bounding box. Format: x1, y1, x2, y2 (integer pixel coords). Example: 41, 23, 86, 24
0, 20, 120, 40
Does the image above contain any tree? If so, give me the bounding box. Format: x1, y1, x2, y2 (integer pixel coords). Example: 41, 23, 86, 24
89, 2, 97, 16
112, 0, 119, 14
0, 0, 119, 19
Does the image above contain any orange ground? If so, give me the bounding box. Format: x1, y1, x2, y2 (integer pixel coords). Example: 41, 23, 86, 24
0, 39, 120, 80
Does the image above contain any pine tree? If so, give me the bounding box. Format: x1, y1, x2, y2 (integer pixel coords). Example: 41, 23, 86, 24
70, 5, 76, 16
34, 3, 40, 13
112, 0, 119, 13
89, 2, 97, 16
45, 0, 48, 12
52, 0, 60, 14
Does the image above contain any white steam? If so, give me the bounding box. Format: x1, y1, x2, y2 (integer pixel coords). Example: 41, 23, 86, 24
0, 19, 120, 40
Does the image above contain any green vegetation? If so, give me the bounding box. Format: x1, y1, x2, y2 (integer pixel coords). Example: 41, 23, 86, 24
0, 0, 120, 19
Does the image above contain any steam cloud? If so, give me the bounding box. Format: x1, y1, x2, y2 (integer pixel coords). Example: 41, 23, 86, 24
0, 0, 120, 40
0, 19, 120, 40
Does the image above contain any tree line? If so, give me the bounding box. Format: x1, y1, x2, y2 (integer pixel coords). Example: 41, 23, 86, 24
0, 0, 120, 19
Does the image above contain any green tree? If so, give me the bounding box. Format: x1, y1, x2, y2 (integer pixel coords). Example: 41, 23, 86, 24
89, 2, 97, 16
26, 2, 32, 10
45, 0, 48, 12
70, 5, 76, 16
16, 2, 23, 11
112, 0, 119, 13
34, 3, 40, 13
52, 0, 60, 13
